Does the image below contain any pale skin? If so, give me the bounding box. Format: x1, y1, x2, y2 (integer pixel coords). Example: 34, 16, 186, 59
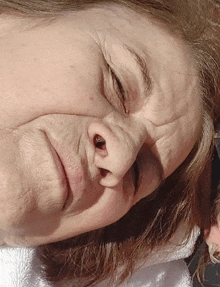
0, 4, 202, 246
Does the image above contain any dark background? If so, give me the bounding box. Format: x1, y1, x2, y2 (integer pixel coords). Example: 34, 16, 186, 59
189, 141, 220, 286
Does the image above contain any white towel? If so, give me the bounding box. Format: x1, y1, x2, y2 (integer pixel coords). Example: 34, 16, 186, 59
0, 246, 51, 287
0, 225, 199, 287
0, 246, 192, 287
118, 260, 192, 287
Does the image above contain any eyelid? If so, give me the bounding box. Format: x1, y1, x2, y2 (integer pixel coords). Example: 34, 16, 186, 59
110, 68, 128, 114
132, 159, 140, 195
124, 45, 153, 97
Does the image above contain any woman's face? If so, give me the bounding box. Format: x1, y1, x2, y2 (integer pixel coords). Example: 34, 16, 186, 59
0, 4, 201, 246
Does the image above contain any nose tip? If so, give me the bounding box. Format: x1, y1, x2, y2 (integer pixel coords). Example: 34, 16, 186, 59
88, 121, 137, 188
99, 170, 123, 187
94, 144, 136, 187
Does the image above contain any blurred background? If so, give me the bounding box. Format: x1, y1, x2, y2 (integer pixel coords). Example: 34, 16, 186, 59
189, 131, 220, 287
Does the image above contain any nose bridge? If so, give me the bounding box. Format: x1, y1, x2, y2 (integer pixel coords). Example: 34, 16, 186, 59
88, 120, 141, 188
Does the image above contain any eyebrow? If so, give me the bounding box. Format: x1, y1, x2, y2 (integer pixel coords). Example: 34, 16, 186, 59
123, 45, 153, 97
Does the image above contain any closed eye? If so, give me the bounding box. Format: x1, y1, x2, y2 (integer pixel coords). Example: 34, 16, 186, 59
131, 160, 140, 194
110, 69, 127, 114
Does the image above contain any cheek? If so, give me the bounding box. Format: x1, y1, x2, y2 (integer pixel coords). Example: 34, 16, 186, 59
205, 224, 220, 247
1, 74, 112, 128
0, 172, 35, 233
154, 121, 200, 179
6, 183, 135, 246
0, 186, 32, 238
71, 186, 134, 231
34, 185, 135, 245
0, 147, 29, 230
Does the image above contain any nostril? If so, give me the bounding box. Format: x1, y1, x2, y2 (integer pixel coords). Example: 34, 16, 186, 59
94, 134, 106, 150
100, 168, 109, 177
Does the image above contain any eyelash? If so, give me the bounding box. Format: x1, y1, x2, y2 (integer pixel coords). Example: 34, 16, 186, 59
110, 69, 128, 114
132, 159, 140, 194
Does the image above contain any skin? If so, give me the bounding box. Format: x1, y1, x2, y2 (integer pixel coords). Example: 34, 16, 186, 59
0, 4, 202, 246
206, 214, 220, 252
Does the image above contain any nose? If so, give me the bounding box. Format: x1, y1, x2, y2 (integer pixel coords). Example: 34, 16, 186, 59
88, 121, 139, 187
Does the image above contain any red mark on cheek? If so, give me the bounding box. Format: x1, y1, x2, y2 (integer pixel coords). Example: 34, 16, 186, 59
89, 96, 94, 101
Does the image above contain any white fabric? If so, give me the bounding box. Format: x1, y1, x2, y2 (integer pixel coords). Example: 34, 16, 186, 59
0, 225, 199, 287
0, 246, 51, 287
118, 260, 192, 287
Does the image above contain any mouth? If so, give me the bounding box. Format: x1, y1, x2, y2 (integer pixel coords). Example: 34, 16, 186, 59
46, 137, 71, 209
46, 135, 86, 210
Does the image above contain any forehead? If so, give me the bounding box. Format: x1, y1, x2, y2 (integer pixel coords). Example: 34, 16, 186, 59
60, 5, 198, 104
0, 4, 195, 69
51, 4, 199, 106
0, 4, 200, 131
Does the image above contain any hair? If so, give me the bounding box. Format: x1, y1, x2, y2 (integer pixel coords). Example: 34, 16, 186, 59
1, 0, 220, 286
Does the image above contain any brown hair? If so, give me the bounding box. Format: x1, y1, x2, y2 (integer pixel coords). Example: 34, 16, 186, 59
1, 1, 220, 286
